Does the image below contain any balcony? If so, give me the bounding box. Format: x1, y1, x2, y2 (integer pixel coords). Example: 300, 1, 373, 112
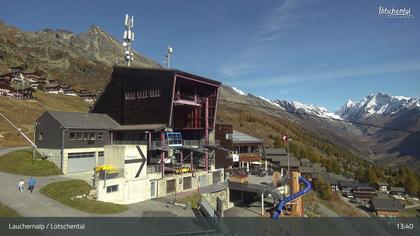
173, 93, 202, 106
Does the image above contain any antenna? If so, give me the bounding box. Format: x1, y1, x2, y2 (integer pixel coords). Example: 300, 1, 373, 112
163, 45, 173, 68
123, 14, 134, 66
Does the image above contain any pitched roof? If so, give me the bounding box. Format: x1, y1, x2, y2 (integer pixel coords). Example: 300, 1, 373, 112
232, 130, 263, 144
267, 155, 300, 167
390, 187, 405, 192
46, 111, 119, 129
113, 66, 222, 86
264, 148, 287, 156
339, 180, 360, 187
372, 198, 404, 211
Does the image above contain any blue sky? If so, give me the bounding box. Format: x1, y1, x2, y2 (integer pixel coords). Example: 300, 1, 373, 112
1, 0, 420, 110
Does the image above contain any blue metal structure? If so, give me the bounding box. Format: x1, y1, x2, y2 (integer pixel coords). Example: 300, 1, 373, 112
165, 132, 182, 147
272, 176, 312, 218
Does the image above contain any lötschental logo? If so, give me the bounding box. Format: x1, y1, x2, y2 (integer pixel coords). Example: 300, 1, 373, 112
379, 6, 414, 19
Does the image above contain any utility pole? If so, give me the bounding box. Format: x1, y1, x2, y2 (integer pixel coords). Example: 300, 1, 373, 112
123, 14, 134, 66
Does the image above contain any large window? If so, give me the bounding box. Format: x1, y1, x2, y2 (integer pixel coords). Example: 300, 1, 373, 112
69, 132, 76, 140
68, 152, 95, 159
83, 133, 89, 140
97, 132, 103, 140
76, 133, 83, 140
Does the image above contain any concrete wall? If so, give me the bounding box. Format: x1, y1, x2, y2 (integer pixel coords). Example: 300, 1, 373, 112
202, 188, 232, 212
37, 148, 62, 170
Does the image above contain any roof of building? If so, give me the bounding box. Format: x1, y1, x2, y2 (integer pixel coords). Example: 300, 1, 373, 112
376, 182, 390, 186
266, 155, 300, 167
390, 187, 406, 192
232, 131, 263, 144
300, 158, 311, 164
339, 180, 360, 187
264, 148, 287, 156
372, 198, 404, 211
45, 111, 119, 130
299, 166, 325, 174
113, 66, 222, 86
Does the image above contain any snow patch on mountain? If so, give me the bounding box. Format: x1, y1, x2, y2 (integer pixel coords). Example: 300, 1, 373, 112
258, 96, 282, 109
231, 87, 247, 96
336, 92, 420, 120
273, 100, 342, 120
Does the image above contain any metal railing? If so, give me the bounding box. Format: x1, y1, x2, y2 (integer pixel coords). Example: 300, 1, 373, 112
147, 165, 161, 174
112, 140, 148, 145
150, 139, 220, 150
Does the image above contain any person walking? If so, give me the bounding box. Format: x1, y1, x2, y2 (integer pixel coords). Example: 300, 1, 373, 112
18, 179, 24, 192
28, 177, 36, 193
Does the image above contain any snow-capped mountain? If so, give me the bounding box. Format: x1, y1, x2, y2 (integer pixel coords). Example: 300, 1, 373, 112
336, 92, 420, 121
273, 100, 342, 120
228, 84, 341, 120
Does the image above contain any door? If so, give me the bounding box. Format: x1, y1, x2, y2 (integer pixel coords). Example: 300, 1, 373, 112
150, 181, 157, 198
67, 152, 96, 173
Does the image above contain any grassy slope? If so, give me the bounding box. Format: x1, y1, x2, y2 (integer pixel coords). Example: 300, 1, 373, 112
0, 203, 19, 217
40, 180, 128, 214
0, 149, 61, 176
0, 91, 89, 147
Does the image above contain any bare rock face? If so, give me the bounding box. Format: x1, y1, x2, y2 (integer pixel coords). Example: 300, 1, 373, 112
0, 21, 161, 91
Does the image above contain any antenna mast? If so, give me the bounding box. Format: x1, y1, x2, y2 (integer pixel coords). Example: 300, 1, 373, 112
164, 46, 173, 68
123, 14, 134, 66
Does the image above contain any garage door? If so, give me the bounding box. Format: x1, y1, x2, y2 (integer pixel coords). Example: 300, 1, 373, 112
67, 152, 96, 173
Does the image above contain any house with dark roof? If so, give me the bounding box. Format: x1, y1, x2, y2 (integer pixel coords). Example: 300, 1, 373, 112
353, 184, 377, 199
264, 148, 300, 172
35, 111, 119, 174
390, 187, 406, 195
232, 130, 264, 169
300, 158, 311, 167
371, 198, 404, 217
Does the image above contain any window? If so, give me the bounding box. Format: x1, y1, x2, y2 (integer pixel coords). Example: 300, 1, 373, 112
98, 151, 104, 157
149, 89, 160, 97
97, 132, 103, 140
68, 152, 95, 159
76, 133, 83, 140
137, 90, 148, 99
83, 133, 89, 140
69, 132, 76, 140
125, 91, 136, 100
89, 133, 96, 140
106, 185, 118, 193
38, 132, 43, 141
